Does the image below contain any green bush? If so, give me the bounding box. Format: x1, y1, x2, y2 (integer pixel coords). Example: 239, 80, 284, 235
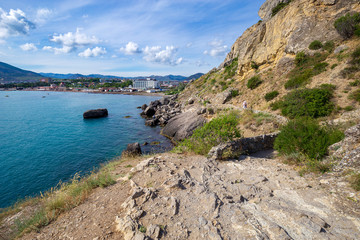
349, 89, 360, 102
165, 83, 186, 95
309, 40, 323, 50
295, 51, 308, 66
349, 79, 360, 86
175, 111, 241, 155
323, 41, 335, 53
224, 57, 238, 79
247, 75, 262, 89
334, 13, 360, 39
344, 105, 355, 111
251, 61, 259, 70
319, 84, 336, 92
274, 118, 344, 160
276, 88, 334, 118
313, 62, 329, 75
285, 69, 313, 89
272, 1, 291, 17
264, 91, 279, 101
230, 89, 240, 97
331, 63, 338, 69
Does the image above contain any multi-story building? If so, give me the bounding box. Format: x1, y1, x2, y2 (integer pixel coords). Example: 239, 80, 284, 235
133, 78, 159, 90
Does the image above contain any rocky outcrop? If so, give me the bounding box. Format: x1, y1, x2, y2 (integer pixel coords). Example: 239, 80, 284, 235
83, 108, 108, 119
122, 142, 142, 157
213, 89, 233, 104
221, 0, 360, 77
161, 111, 206, 142
115, 154, 360, 240
329, 123, 360, 171
141, 95, 181, 127
208, 132, 279, 160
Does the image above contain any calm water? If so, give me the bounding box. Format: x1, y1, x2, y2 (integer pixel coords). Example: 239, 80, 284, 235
0, 91, 170, 208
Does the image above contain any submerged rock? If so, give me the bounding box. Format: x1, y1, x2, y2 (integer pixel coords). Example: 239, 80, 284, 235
83, 108, 108, 119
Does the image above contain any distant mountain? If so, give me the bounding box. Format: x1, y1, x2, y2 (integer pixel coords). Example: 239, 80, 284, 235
0, 62, 43, 82
186, 73, 204, 81
39, 73, 204, 81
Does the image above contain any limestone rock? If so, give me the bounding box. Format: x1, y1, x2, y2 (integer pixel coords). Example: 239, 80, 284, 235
83, 108, 108, 119
258, 0, 291, 21
161, 111, 206, 142
213, 90, 233, 104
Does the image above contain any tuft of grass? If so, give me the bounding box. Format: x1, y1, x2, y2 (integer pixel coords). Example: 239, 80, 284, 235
139, 225, 147, 233
349, 89, 360, 102
344, 105, 355, 111
331, 63, 338, 69
247, 75, 262, 90
251, 61, 259, 70
240, 111, 275, 127
174, 111, 241, 155
285, 69, 312, 89
271, 1, 291, 17
312, 62, 329, 75
230, 89, 240, 98
264, 91, 279, 101
349, 79, 360, 86
295, 51, 308, 66
309, 40, 323, 50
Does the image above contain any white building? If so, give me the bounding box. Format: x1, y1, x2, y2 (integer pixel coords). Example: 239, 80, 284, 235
133, 78, 159, 90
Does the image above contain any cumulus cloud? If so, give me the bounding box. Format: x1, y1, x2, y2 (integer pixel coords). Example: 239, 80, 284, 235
44, 28, 100, 54
78, 46, 106, 58
204, 39, 229, 57
35, 8, 52, 24
120, 41, 141, 55
143, 45, 183, 65
0, 8, 35, 40
20, 43, 37, 51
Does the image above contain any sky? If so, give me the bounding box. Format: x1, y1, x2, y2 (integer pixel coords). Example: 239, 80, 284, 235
0, 0, 264, 77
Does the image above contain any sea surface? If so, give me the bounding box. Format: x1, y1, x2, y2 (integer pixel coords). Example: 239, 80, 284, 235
0, 91, 171, 208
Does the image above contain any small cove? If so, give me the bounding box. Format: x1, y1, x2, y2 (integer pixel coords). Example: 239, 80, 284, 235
0, 91, 171, 208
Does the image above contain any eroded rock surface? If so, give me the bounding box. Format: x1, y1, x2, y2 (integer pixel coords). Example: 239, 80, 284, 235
115, 154, 360, 240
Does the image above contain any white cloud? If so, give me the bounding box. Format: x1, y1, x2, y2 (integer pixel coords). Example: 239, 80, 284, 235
35, 8, 52, 24
45, 28, 100, 54
20, 43, 37, 51
120, 41, 141, 55
204, 39, 229, 57
143, 45, 183, 65
78, 46, 106, 58
0, 8, 35, 40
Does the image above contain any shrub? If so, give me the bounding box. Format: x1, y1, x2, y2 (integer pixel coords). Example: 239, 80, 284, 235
344, 105, 355, 111
285, 69, 313, 89
349, 79, 360, 86
313, 62, 329, 75
319, 84, 336, 92
349, 173, 360, 191
295, 51, 308, 66
309, 40, 323, 50
341, 66, 359, 78
350, 46, 360, 65
165, 83, 186, 95
277, 88, 334, 118
247, 75, 262, 89
349, 89, 360, 102
224, 57, 238, 79
175, 111, 241, 155
265, 91, 279, 101
334, 13, 360, 39
331, 63, 338, 69
323, 41, 335, 53
274, 118, 344, 160
251, 61, 259, 70
210, 79, 216, 85
272, 1, 291, 17
230, 89, 240, 97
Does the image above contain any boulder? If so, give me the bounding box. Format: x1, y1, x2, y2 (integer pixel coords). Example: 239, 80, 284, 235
213, 90, 233, 104
144, 107, 156, 118
141, 104, 148, 111
83, 108, 108, 119
122, 142, 142, 157
161, 111, 206, 142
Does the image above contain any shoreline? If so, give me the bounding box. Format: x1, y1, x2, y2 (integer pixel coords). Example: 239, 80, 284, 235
2, 88, 165, 97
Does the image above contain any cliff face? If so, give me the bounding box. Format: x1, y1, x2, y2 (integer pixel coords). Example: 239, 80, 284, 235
221, 0, 359, 77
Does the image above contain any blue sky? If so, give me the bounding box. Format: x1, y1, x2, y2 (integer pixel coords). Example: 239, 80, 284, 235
0, 0, 264, 77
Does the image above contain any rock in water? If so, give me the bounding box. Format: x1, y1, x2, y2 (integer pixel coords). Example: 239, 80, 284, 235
122, 142, 142, 157
83, 108, 108, 119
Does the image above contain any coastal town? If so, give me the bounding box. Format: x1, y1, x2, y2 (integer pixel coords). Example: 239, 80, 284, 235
0, 77, 190, 94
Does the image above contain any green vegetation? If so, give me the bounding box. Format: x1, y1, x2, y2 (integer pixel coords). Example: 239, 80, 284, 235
264, 91, 279, 101
271, 1, 291, 17
331, 63, 338, 69
309, 40, 323, 50
334, 12, 360, 39
341, 46, 360, 78
247, 75, 262, 90
349, 79, 360, 86
319, 83, 336, 92
349, 89, 360, 102
0, 82, 50, 89
165, 82, 186, 95
6, 166, 116, 238
344, 106, 355, 111
285, 52, 329, 89
174, 111, 241, 155
224, 57, 238, 79
274, 118, 344, 160
349, 173, 360, 191
272, 87, 334, 118
251, 61, 259, 70
230, 89, 240, 97
323, 41, 335, 53
139, 225, 147, 233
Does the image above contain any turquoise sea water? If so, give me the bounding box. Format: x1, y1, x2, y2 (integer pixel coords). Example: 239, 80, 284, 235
0, 91, 170, 208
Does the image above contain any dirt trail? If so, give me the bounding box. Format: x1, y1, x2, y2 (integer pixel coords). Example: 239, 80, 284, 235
20, 152, 360, 240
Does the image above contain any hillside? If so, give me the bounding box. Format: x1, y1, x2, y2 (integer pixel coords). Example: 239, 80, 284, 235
0, 62, 43, 82
179, 0, 360, 118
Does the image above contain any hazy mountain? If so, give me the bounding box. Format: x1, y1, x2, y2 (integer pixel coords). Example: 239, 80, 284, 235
0, 62, 43, 82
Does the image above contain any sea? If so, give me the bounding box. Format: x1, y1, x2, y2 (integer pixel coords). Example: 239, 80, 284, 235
0, 91, 171, 208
